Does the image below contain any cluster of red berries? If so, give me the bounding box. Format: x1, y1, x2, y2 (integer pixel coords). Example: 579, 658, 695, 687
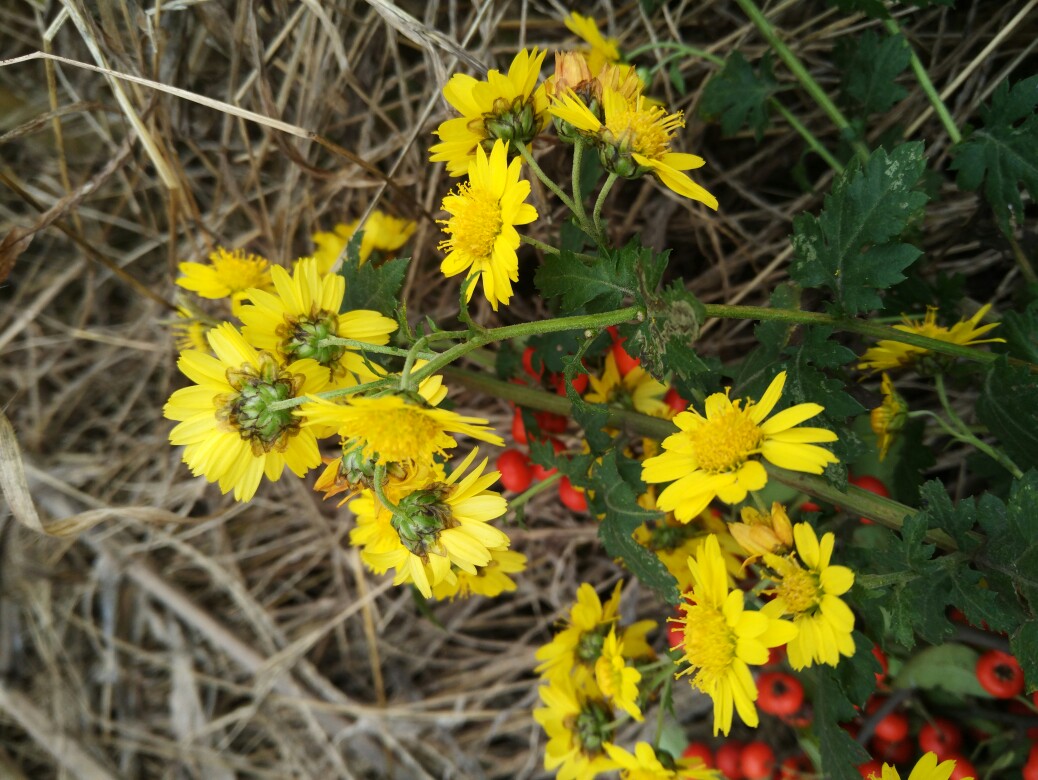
681, 738, 810, 779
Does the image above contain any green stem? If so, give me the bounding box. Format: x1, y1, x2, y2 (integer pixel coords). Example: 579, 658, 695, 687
512, 141, 577, 212
267, 376, 393, 411
318, 338, 434, 360
371, 463, 400, 515
626, 41, 724, 67
884, 19, 962, 145
771, 100, 844, 173
733, 0, 868, 161
519, 234, 600, 264
593, 173, 619, 238
571, 140, 592, 229
933, 374, 1023, 478
507, 472, 562, 513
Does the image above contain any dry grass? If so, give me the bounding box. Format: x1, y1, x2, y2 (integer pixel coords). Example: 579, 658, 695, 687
0, 1, 1034, 777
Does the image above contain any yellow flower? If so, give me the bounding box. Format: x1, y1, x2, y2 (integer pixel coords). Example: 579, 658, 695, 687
549, 86, 718, 208
535, 581, 655, 685
728, 501, 794, 562
604, 742, 721, 780
431, 548, 527, 600
564, 12, 621, 72
348, 448, 511, 598
302, 379, 503, 471
672, 534, 797, 736
585, 352, 672, 419
313, 446, 435, 507
594, 628, 643, 721
164, 323, 327, 502
171, 306, 212, 352
642, 371, 839, 521
430, 48, 549, 176
762, 523, 856, 670
868, 752, 971, 780
870, 373, 908, 461
533, 675, 620, 780
311, 212, 417, 272
438, 140, 537, 311
858, 304, 1003, 373
176, 247, 274, 314
237, 257, 397, 387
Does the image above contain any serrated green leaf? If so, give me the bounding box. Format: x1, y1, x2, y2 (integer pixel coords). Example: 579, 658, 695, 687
593, 452, 680, 603
977, 358, 1038, 472
998, 299, 1038, 362
784, 327, 866, 418
807, 667, 871, 777
339, 254, 408, 319
892, 643, 989, 696
534, 249, 633, 311
699, 52, 778, 141
562, 351, 613, 454
1011, 620, 1038, 692
888, 418, 935, 504
918, 479, 978, 550
951, 75, 1038, 230
977, 471, 1038, 611
837, 31, 911, 116
790, 142, 929, 315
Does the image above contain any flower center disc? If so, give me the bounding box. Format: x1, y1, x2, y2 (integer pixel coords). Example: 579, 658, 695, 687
777, 565, 822, 614
361, 406, 446, 463
682, 605, 736, 676
218, 352, 303, 453
446, 183, 502, 260
689, 404, 763, 473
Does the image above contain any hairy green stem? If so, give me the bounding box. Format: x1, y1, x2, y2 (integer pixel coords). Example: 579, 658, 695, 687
513, 141, 577, 213
318, 338, 434, 360
933, 373, 1023, 478
771, 100, 844, 173
884, 19, 962, 145
507, 472, 562, 513
519, 234, 600, 264
571, 141, 592, 229
593, 173, 619, 238
267, 377, 393, 411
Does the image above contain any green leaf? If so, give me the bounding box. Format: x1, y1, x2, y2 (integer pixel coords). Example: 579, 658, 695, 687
535, 238, 659, 313
783, 327, 866, 419
626, 281, 713, 394
562, 351, 613, 454
700, 52, 778, 141
977, 358, 1038, 472
892, 643, 990, 696
998, 298, 1038, 363
888, 417, 935, 505
918, 479, 979, 551
807, 667, 871, 777
976, 471, 1038, 612
592, 452, 680, 604
1011, 620, 1038, 692
836, 31, 911, 116
951, 75, 1038, 230
790, 142, 929, 315
338, 253, 409, 319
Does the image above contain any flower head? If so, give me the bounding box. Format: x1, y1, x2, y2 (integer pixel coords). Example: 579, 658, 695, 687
672, 534, 797, 735
534, 675, 620, 780
238, 257, 397, 386
868, 751, 971, 780
171, 306, 212, 352
312, 212, 416, 271
549, 86, 718, 208
761, 523, 856, 670
438, 139, 537, 311
164, 323, 327, 502
870, 373, 908, 461
176, 247, 273, 314
585, 351, 672, 419
858, 304, 1003, 374
430, 48, 548, 176
431, 548, 527, 600
642, 371, 839, 521
564, 12, 621, 72
604, 742, 721, 780
349, 449, 511, 598
594, 628, 643, 721
728, 501, 794, 562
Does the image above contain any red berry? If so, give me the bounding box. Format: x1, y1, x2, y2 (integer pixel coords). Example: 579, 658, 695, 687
776, 755, 810, 779
558, 477, 587, 512
943, 754, 976, 780
801, 501, 822, 513
664, 387, 688, 413
496, 449, 533, 493
849, 474, 891, 524
871, 736, 913, 764
873, 711, 910, 743
918, 717, 962, 758
715, 741, 744, 779
521, 346, 543, 381
535, 411, 568, 434
681, 741, 714, 768
531, 438, 564, 481
858, 759, 883, 778
975, 650, 1025, 698
872, 645, 889, 683
767, 645, 787, 666
512, 412, 528, 445
738, 741, 774, 779
1024, 761, 1038, 780
757, 672, 805, 717
611, 339, 640, 376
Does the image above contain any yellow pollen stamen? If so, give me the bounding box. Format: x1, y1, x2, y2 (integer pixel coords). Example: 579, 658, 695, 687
689, 403, 764, 473
776, 565, 822, 614
679, 605, 736, 681
359, 407, 446, 463
439, 183, 502, 260
606, 102, 684, 160
210, 248, 269, 292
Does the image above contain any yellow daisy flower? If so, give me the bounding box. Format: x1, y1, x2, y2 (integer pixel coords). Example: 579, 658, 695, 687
438, 139, 538, 311
858, 303, 1003, 373
313, 445, 436, 507
594, 627, 643, 721
728, 501, 794, 562
171, 306, 212, 352
761, 522, 856, 670
549, 86, 718, 208
585, 352, 672, 419
430, 48, 549, 177
311, 212, 417, 272
642, 371, 839, 522
604, 741, 721, 780
430, 548, 527, 600
238, 257, 396, 386
673, 534, 797, 736
348, 448, 511, 598
870, 373, 908, 461
176, 247, 274, 314
164, 323, 327, 502
869, 752, 971, 780
533, 675, 620, 780
535, 581, 655, 685
302, 380, 503, 471
565, 12, 621, 72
